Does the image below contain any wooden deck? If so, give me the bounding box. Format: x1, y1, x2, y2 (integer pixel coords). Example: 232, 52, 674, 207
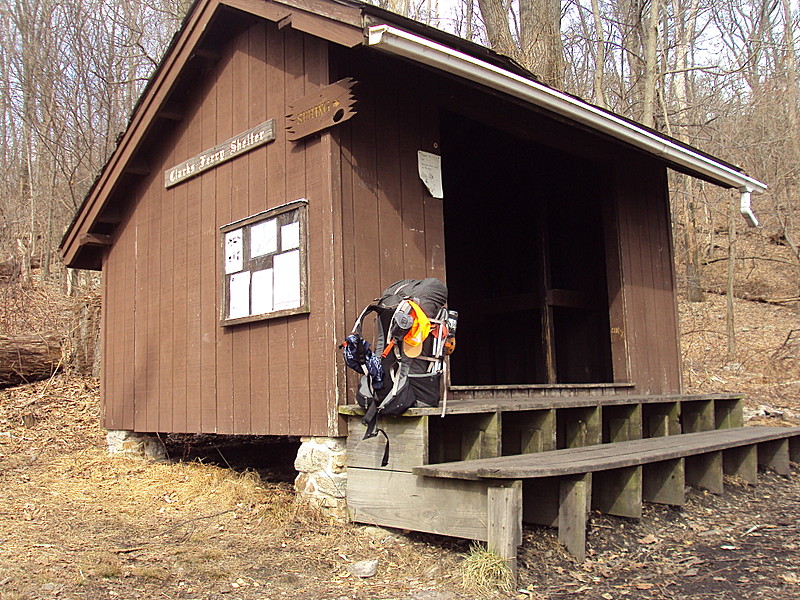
342, 393, 800, 580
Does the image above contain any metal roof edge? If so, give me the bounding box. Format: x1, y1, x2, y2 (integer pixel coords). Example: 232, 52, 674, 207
366, 24, 767, 197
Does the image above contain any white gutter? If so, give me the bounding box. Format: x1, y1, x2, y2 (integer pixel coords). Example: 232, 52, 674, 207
367, 25, 764, 227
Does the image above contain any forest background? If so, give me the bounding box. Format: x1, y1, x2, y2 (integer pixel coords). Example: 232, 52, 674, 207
0, 0, 798, 395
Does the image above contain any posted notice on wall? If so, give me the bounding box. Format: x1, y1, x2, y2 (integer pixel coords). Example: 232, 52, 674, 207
228, 271, 251, 319
272, 250, 301, 310
225, 229, 244, 274
417, 151, 443, 199
250, 268, 274, 315
250, 219, 277, 258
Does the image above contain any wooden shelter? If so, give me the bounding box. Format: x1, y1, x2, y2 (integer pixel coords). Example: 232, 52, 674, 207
61, 0, 766, 438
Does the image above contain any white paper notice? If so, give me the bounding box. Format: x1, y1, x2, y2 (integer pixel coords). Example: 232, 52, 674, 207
250, 268, 274, 315
228, 271, 251, 319
273, 250, 301, 310
224, 229, 244, 274
281, 221, 300, 251
250, 218, 278, 258
417, 151, 443, 199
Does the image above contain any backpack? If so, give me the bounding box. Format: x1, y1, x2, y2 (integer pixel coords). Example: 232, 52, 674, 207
340, 278, 456, 463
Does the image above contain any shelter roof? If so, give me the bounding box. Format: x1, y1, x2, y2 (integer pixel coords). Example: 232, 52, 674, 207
61, 0, 765, 269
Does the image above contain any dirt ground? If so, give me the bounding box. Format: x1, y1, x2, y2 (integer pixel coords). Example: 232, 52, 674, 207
1, 294, 799, 600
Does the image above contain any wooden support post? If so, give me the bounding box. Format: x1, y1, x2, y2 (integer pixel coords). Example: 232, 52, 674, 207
501, 409, 555, 456
681, 400, 714, 433
758, 439, 790, 476
487, 481, 523, 582
462, 428, 486, 461
461, 413, 501, 461
606, 405, 642, 442
645, 402, 679, 437
558, 474, 591, 562
561, 407, 601, 449
790, 437, 800, 465
715, 398, 744, 430
643, 458, 685, 506
685, 451, 723, 494
592, 466, 642, 518
723, 445, 758, 484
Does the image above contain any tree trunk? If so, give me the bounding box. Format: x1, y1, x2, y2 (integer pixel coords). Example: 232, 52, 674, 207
477, 0, 517, 59
0, 333, 62, 387
590, 0, 607, 107
519, 0, 564, 88
641, 0, 660, 127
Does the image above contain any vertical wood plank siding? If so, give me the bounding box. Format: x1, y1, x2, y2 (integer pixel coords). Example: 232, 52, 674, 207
613, 156, 682, 394
334, 51, 682, 402
102, 23, 339, 435
102, 25, 682, 434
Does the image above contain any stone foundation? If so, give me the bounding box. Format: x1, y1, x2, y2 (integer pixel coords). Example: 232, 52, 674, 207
294, 436, 348, 520
106, 430, 167, 460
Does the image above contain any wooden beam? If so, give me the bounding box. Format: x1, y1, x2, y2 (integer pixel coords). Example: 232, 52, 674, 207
221, 0, 292, 22
714, 398, 744, 429
487, 481, 522, 582
158, 102, 183, 121
96, 207, 122, 225
558, 474, 590, 561
643, 458, 685, 505
346, 468, 492, 541
289, 11, 363, 47
78, 233, 113, 247
125, 159, 150, 176
685, 450, 723, 494
192, 47, 221, 61
723, 445, 758, 484
758, 439, 790, 475
345, 415, 428, 472
592, 466, 642, 519
681, 399, 714, 433
546, 289, 597, 310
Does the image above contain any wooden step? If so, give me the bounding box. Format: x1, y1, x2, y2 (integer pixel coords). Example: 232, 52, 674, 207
413, 426, 800, 480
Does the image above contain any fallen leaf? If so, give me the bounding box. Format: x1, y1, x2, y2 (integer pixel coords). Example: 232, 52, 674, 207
683, 568, 699, 577
635, 583, 654, 590
638, 535, 658, 545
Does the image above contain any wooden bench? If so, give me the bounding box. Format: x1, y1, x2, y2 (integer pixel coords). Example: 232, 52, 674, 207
412, 426, 800, 575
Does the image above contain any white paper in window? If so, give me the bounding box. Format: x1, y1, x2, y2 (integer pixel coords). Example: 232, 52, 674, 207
224, 228, 244, 274
417, 151, 443, 199
273, 250, 301, 310
281, 221, 300, 251
250, 268, 274, 315
228, 271, 251, 319
250, 218, 277, 258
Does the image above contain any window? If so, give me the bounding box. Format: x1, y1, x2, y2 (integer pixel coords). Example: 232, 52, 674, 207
220, 199, 308, 325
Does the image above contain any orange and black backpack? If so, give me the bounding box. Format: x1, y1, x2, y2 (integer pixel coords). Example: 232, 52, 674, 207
340, 278, 456, 460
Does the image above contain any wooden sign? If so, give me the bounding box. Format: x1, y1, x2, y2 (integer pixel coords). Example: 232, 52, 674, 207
164, 119, 276, 188
286, 78, 357, 141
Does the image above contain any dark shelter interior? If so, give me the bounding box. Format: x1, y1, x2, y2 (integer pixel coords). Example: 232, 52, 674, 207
441, 112, 613, 386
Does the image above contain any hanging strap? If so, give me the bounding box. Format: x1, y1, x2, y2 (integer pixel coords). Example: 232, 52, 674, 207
360, 403, 390, 467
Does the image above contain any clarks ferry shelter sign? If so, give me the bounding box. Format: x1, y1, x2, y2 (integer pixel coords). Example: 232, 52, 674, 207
164, 119, 276, 188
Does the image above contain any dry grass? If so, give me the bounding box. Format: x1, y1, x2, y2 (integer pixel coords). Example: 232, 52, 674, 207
0, 373, 475, 599
460, 543, 516, 595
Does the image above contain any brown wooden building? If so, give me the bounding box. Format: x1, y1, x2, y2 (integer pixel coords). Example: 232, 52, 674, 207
61, 0, 765, 438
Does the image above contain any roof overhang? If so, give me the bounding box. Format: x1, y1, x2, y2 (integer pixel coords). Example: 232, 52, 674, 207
366, 24, 766, 224
62, 0, 768, 270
